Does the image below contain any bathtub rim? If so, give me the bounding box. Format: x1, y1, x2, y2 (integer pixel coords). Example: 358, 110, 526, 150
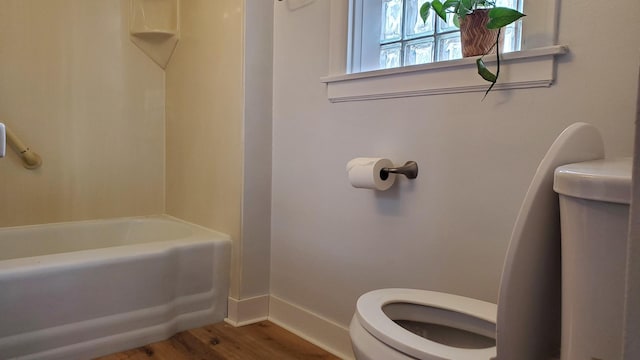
0, 214, 231, 271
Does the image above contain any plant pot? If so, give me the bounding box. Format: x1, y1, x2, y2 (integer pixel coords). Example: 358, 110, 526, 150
459, 9, 504, 57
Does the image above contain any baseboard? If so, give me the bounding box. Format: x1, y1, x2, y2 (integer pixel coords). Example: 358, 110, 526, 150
224, 294, 269, 327
268, 294, 355, 360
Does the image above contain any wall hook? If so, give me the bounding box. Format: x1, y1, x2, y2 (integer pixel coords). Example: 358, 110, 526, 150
380, 161, 418, 180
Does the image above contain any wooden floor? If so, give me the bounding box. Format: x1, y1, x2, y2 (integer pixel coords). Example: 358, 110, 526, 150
96, 321, 341, 360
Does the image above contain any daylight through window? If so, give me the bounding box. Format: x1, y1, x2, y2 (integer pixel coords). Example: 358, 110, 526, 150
352, 0, 523, 72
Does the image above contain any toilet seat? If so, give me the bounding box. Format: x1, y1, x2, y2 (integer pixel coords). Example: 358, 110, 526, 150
356, 288, 497, 360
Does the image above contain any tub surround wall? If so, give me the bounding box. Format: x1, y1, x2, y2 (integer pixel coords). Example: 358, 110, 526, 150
270, 0, 639, 356
0, 0, 165, 227
165, 0, 273, 322
0, 0, 273, 326
165, 0, 243, 248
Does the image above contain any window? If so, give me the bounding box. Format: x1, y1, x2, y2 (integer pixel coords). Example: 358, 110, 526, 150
352, 0, 523, 73
325, 0, 566, 102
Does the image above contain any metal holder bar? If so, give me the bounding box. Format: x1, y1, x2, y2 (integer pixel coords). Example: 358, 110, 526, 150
380, 161, 418, 180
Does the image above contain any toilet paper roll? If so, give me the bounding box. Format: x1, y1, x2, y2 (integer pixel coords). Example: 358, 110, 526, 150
346, 157, 396, 191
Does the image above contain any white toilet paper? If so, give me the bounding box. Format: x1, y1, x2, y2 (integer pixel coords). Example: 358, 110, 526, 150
346, 157, 396, 191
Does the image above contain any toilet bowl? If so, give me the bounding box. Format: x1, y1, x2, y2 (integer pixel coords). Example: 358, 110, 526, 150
351, 289, 497, 360
350, 123, 606, 360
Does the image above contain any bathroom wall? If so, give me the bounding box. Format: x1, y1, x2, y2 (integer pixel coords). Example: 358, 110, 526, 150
270, 0, 640, 356
0, 0, 165, 227
238, 0, 274, 302
623, 72, 640, 359
165, 0, 244, 296
165, 0, 273, 307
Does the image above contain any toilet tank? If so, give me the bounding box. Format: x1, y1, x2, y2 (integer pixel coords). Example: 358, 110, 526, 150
553, 157, 632, 360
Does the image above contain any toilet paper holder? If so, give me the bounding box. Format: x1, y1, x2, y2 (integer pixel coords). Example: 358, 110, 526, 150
380, 161, 418, 180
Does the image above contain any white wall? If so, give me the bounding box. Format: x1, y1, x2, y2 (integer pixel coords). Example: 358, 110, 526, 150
240, 0, 274, 299
270, 0, 640, 353
0, 0, 165, 227
623, 70, 640, 359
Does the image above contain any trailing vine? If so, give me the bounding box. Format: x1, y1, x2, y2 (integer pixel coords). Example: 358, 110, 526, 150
420, 0, 525, 97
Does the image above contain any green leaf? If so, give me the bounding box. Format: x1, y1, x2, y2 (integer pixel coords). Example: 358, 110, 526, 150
477, 0, 495, 7
453, 14, 460, 27
419, 2, 432, 23
460, 0, 476, 10
487, 7, 525, 29
457, 0, 473, 18
442, 0, 460, 8
476, 58, 497, 83
431, 0, 447, 22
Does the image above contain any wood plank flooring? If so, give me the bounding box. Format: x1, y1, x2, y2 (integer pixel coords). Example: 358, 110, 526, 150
96, 321, 341, 360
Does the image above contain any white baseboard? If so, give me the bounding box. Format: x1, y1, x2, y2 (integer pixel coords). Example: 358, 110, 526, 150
224, 294, 269, 327
268, 294, 355, 360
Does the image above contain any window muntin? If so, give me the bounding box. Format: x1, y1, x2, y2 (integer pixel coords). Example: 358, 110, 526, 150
370, 0, 523, 70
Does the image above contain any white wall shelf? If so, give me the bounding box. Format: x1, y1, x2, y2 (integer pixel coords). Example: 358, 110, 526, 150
129, 0, 180, 69
131, 30, 177, 40
321, 45, 569, 102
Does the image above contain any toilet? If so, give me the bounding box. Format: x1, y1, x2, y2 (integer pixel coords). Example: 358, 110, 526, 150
554, 157, 632, 360
349, 122, 606, 360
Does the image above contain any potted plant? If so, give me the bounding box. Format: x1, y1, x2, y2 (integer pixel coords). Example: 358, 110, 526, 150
420, 0, 525, 96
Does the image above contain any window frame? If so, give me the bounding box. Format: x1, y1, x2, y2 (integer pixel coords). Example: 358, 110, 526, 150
325, 0, 567, 102
355, 0, 523, 72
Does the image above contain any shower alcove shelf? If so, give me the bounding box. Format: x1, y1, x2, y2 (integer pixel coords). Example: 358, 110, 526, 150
129, 0, 180, 69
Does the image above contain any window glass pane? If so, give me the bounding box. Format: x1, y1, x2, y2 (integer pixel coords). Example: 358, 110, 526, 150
365, 0, 523, 71
437, 12, 458, 33
495, 0, 519, 10
495, 0, 522, 52
380, 0, 403, 43
436, 32, 462, 61
404, 0, 434, 39
380, 43, 402, 69
404, 38, 434, 66
502, 24, 516, 52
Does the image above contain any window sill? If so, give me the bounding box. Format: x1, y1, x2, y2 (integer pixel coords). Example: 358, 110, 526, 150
321, 45, 568, 103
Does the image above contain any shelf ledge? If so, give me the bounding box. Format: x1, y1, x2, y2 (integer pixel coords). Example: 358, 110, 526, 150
321, 45, 569, 103
130, 30, 177, 40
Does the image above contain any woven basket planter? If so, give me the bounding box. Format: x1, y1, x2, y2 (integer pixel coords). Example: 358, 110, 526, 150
459, 9, 504, 57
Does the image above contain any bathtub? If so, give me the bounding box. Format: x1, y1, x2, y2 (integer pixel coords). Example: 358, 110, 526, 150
0, 215, 231, 360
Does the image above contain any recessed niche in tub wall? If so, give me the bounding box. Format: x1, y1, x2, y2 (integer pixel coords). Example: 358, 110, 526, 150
129, 0, 180, 69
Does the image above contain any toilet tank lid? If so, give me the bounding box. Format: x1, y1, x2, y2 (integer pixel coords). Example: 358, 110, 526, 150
553, 157, 632, 204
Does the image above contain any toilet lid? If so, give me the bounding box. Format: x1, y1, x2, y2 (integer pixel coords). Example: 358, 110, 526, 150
356, 288, 497, 360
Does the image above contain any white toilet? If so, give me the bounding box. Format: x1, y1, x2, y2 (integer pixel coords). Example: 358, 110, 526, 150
349, 123, 606, 360
554, 157, 632, 360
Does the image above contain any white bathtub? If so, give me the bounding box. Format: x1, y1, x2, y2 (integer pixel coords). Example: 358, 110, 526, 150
0, 215, 231, 360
